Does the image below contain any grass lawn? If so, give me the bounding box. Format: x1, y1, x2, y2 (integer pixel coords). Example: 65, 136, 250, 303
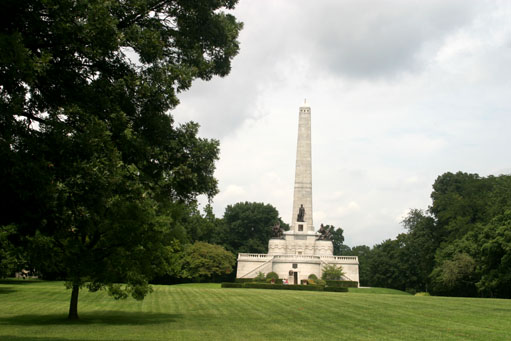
1, 280, 510, 340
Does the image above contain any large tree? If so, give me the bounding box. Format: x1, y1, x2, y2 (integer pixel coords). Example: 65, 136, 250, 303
221, 202, 288, 254
401, 209, 439, 292
0, 0, 242, 319
345, 245, 371, 286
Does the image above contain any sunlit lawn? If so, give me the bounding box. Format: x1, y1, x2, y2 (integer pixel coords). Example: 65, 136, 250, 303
1, 280, 510, 340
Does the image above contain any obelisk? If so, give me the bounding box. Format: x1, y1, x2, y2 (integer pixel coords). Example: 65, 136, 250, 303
291, 103, 313, 232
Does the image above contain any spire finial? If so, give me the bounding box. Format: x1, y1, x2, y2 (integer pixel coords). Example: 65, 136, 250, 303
304, 98, 307, 105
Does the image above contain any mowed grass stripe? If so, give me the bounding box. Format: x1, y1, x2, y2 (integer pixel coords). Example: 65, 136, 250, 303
1, 281, 511, 340
343, 294, 507, 339
369, 294, 507, 335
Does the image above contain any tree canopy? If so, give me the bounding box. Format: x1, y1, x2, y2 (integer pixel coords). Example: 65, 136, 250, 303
221, 202, 289, 254
349, 172, 511, 297
0, 0, 242, 319
178, 241, 235, 281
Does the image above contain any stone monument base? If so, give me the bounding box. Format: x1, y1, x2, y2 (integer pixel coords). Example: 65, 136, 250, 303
236, 253, 359, 285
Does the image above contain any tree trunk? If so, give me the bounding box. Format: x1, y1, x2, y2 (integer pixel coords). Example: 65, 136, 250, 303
68, 284, 80, 320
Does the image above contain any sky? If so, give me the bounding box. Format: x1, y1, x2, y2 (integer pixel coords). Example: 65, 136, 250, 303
173, 0, 511, 247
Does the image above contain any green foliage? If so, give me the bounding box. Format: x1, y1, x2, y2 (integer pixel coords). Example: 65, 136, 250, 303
266, 272, 279, 280
475, 211, 511, 297
221, 202, 287, 254
178, 242, 235, 280
415, 292, 430, 296
242, 283, 325, 291
0, 0, 242, 319
221, 282, 243, 288
430, 172, 493, 239
359, 172, 511, 298
368, 235, 419, 292
0, 225, 24, 278
321, 264, 345, 281
348, 287, 412, 295
307, 274, 318, 285
428, 173, 511, 297
254, 272, 266, 282
344, 245, 371, 286
326, 280, 358, 288
324, 287, 348, 292
331, 226, 345, 255
434, 253, 477, 293
178, 204, 224, 245
234, 278, 255, 283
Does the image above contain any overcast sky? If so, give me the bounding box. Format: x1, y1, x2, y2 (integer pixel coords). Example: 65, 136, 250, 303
173, 0, 511, 247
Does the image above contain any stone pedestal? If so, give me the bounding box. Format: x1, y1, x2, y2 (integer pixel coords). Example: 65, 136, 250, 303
268, 238, 287, 255
314, 240, 334, 255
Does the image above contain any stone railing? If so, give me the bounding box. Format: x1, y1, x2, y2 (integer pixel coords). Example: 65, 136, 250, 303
320, 255, 358, 262
238, 253, 358, 263
274, 254, 321, 262
238, 253, 273, 260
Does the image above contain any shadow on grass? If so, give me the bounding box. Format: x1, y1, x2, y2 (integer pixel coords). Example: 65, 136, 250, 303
0, 279, 44, 285
0, 336, 70, 341
0, 287, 17, 294
0, 311, 181, 326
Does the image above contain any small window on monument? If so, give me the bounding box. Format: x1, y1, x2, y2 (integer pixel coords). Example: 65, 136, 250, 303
293, 264, 298, 269
298, 224, 303, 231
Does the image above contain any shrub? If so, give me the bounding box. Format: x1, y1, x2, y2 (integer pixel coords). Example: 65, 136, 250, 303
316, 279, 326, 286
266, 272, 279, 280
308, 274, 318, 280
321, 264, 345, 280
234, 278, 254, 283
406, 288, 417, 295
266, 278, 283, 284
254, 272, 266, 282
221, 282, 243, 288
326, 280, 358, 288
415, 292, 431, 296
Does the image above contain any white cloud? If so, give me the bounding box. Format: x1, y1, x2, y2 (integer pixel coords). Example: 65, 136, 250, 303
174, 0, 511, 247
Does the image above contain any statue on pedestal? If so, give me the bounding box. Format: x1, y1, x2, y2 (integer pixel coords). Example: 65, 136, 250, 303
297, 204, 305, 222
317, 224, 333, 240
271, 222, 284, 239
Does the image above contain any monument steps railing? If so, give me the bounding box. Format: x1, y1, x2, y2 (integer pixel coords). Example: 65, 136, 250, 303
238, 253, 358, 263
238, 256, 275, 279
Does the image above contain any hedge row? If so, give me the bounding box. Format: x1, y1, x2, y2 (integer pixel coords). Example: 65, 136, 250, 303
235, 278, 284, 284
325, 280, 358, 288
221, 282, 244, 288
243, 283, 325, 291
221, 282, 350, 293
324, 287, 349, 292
222, 282, 324, 291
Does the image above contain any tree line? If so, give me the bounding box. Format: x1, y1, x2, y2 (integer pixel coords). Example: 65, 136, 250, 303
342, 172, 511, 298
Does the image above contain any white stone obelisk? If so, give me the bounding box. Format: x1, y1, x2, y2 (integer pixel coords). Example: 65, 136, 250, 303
291, 103, 313, 232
